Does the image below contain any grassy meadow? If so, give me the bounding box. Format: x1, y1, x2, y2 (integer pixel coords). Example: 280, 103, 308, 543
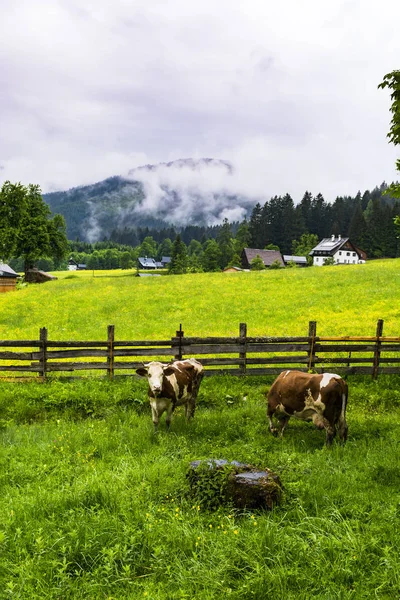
1, 260, 400, 598
1, 258, 400, 340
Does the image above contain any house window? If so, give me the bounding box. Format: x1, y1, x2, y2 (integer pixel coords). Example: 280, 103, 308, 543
346, 252, 350, 256
339, 251, 342, 256
352, 252, 356, 257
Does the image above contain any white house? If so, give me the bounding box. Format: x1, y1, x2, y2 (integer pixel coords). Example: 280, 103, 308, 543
68, 258, 87, 271
309, 235, 366, 266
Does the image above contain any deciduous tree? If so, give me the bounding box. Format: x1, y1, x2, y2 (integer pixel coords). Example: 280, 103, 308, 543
1, 181, 69, 273
379, 70, 400, 198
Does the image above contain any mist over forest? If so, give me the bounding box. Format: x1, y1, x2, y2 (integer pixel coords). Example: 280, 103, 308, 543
42, 158, 400, 264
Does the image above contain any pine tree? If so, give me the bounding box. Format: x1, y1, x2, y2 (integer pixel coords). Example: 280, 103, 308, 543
248, 203, 264, 247
168, 235, 188, 274
348, 199, 368, 250
216, 218, 234, 269
234, 219, 251, 255
202, 239, 221, 272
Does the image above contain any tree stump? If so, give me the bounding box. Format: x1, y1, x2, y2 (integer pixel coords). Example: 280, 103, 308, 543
187, 459, 283, 510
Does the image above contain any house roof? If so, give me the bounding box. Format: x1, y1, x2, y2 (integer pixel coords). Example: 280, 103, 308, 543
283, 255, 307, 265
242, 248, 285, 267
138, 257, 157, 268
161, 256, 171, 263
309, 236, 349, 256
0, 263, 20, 278
309, 236, 366, 259
223, 266, 245, 272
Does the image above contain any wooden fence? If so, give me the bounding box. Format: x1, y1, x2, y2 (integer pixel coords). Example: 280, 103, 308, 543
1, 320, 400, 382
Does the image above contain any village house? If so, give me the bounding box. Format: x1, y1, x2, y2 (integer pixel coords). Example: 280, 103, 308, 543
241, 248, 285, 269
68, 258, 87, 271
137, 257, 157, 269
138, 256, 171, 269
282, 255, 308, 267
309, 235, 367, 266
0, 263, 20, 292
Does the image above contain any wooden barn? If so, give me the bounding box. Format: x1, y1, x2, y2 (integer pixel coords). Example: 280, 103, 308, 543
241, 248, 285, 269
0, 263, 20, 293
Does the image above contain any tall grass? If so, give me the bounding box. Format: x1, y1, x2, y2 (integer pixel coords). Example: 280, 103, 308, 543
1, 259, 400, 340
1, 261, 400, 598
1, 376, 400, 598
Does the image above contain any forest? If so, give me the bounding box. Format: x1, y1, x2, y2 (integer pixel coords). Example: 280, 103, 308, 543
6, 181, 400, 273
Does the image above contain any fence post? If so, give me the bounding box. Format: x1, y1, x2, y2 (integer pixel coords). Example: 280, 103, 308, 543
239, 322, 247, 375
107, 325, 115, 380
39, 327, 48, 381
308, 321, 317, 372
372, 319, 384, 379
174, 324, 184, 360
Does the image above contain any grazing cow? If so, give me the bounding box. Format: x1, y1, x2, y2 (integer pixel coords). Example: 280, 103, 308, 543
267, 370, 348, 446
136, 358, 204, 431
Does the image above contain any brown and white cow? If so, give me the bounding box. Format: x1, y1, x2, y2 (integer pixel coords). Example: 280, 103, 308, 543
136, 358, 204, 431
267, 370, 348, 446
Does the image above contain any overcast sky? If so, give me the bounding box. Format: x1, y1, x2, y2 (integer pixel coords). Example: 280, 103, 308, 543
0, 0, 399, 203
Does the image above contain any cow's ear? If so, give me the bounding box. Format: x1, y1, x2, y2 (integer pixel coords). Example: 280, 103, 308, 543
136, 367, 147, 377
163, 366, 175, 376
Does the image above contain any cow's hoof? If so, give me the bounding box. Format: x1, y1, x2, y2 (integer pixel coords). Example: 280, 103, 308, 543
270, 428, 279, 437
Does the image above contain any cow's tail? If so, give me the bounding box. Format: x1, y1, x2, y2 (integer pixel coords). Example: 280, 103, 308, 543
338, 383, 348, 442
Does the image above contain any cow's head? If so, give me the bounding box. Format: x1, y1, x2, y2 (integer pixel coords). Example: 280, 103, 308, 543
136, 361, 175, 396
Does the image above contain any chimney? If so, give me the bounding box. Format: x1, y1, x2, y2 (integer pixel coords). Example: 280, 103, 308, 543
331, 234, 335, 241
338, 234, 341, 241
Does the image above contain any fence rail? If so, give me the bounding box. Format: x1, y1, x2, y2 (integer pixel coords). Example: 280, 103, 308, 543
1, 320, 399, 381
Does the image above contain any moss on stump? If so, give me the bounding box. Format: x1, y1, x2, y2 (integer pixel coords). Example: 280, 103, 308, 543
187, 459, 283, 510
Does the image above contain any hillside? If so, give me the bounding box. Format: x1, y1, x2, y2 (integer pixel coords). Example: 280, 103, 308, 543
43, 158, 256, 242
2, 259, 399, 340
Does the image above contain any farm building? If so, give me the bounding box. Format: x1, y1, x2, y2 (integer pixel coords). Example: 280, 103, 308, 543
283, 255, 308, 267
68, 259, 86, 270
309, 235, 367, 266
241, 248, 285, 269
0, 263, 20, 292
137, 257, 157, 269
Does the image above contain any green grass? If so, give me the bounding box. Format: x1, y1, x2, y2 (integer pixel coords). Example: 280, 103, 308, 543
1, 376, 400, 598
1, 261, 400, 598
1, 259, 400, 340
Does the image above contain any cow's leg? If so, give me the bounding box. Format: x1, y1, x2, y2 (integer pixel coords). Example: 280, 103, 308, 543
151, 405, 160, 433
186, 397, 196, 420
324, 423, 336, 446
278, 415, 290, 437
165, 405, 174, 431
337, 393, 348, 442
267, 406, 279, 436
188, 374, 202, 419
337, 416, 348, 442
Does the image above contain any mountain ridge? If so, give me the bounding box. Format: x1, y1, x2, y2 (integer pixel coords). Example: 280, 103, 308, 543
43, 158, 255, 242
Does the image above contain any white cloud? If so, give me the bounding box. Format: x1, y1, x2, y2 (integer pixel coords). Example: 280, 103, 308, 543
0, 0, 399, 200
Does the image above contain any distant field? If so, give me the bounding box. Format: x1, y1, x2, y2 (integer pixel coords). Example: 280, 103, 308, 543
1, 259, 400, 341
